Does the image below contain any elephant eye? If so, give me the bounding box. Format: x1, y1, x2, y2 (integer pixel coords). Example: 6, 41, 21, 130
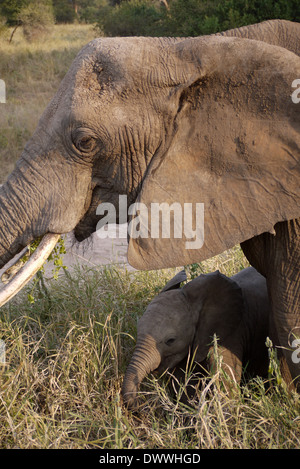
72, 129, 97, 154
165, 338, 176, 346
77, 136, 96, 153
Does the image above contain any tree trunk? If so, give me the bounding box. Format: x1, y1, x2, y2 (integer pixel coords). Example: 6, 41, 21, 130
9, 23, 21, 44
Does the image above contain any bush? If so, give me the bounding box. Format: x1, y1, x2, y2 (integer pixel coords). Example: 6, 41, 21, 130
52, 0, 77, 24
96, 0, 300, 38
162, 0, 219, 36
97, 0, 164, 37
0, 0, 30, 27
163, 0, 300, 37
19, 2, 54, 42
77, 0, 109, 24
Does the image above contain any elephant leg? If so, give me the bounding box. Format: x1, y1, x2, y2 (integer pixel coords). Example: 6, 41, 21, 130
241, 218, 300, 391
268, 305, 294, 387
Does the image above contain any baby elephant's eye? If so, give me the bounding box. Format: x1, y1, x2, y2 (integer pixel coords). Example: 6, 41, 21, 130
165, 338, 176, 346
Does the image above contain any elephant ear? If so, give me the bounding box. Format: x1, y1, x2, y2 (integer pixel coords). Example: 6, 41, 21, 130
160, 269, 187, 293
182, 270, 244, 363
127, 36, 300, 270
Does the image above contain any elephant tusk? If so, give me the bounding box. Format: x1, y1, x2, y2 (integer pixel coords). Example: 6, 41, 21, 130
0, 233, 60, 307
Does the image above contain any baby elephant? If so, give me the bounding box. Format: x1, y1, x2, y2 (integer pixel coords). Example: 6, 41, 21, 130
122, 267, 270, 408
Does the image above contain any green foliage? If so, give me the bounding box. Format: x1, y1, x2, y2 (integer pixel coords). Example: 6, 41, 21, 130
185, 244, 250, 280
216, 0, 300, 29
77, 0, 109, 24
98, 0, 164, 37
18, 1, 54, 42
48, 236, 68, 280
0, 0, 30, 26
0, 0, 54, 42
163, 0, 220, 36
96, 0, 300, 37
52, 0, 110, 24
3, 0, 298, 30
26, 236, 67, 304
163, 0, 300, 36
52, 0, 77, 23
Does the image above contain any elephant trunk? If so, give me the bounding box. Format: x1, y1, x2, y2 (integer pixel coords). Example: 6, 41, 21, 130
0, 145, 92, 304
0, 146, 60, 266
0, 168, 61, 305
0, 233, 60, 307
0, 172, 41, 269
122, 334, 161, 409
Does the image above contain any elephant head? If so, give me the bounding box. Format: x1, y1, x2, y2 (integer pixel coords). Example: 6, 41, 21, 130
121, 269, 258, 408
0, 21, 299, 387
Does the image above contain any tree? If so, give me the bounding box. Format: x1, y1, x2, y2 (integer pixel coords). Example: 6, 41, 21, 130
77, 0, 109, 24
52, 0, 77, 23
19, 1, 54, 42
97, 0, 164, 36
109, 0, 125, 5
162, 0, 221, 36
0, 0, 30, 26
0, 0, 54, 43
216, 0, 300, 28
159, 0, 300, 37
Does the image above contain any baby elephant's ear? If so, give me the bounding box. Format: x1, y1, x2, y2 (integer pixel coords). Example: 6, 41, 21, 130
161, 270, 187, 293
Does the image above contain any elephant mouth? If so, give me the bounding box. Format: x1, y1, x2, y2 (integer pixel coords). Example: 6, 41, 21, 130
74, 213, 97, 242
0, 233, 60, 307
74, 185, 108, 242
74, 185, 129, 242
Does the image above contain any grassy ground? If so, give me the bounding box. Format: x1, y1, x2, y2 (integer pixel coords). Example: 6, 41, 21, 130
0, 24, 299, 449
0, 249, 299, 449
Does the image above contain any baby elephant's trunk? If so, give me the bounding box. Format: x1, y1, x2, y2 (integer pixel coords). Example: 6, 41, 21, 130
122, 334, 161, 409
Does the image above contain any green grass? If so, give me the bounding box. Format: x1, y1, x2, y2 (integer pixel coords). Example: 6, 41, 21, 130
0, 250, 299, 449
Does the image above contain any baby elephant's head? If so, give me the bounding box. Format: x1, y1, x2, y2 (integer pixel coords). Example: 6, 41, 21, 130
122, 269, 243, 409
137, 288, 197, 375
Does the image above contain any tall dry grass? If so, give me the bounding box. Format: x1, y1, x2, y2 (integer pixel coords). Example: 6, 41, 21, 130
0, 257, 299, 449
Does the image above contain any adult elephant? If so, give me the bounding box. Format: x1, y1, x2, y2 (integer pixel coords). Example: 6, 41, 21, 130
0, 20, 299, 388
